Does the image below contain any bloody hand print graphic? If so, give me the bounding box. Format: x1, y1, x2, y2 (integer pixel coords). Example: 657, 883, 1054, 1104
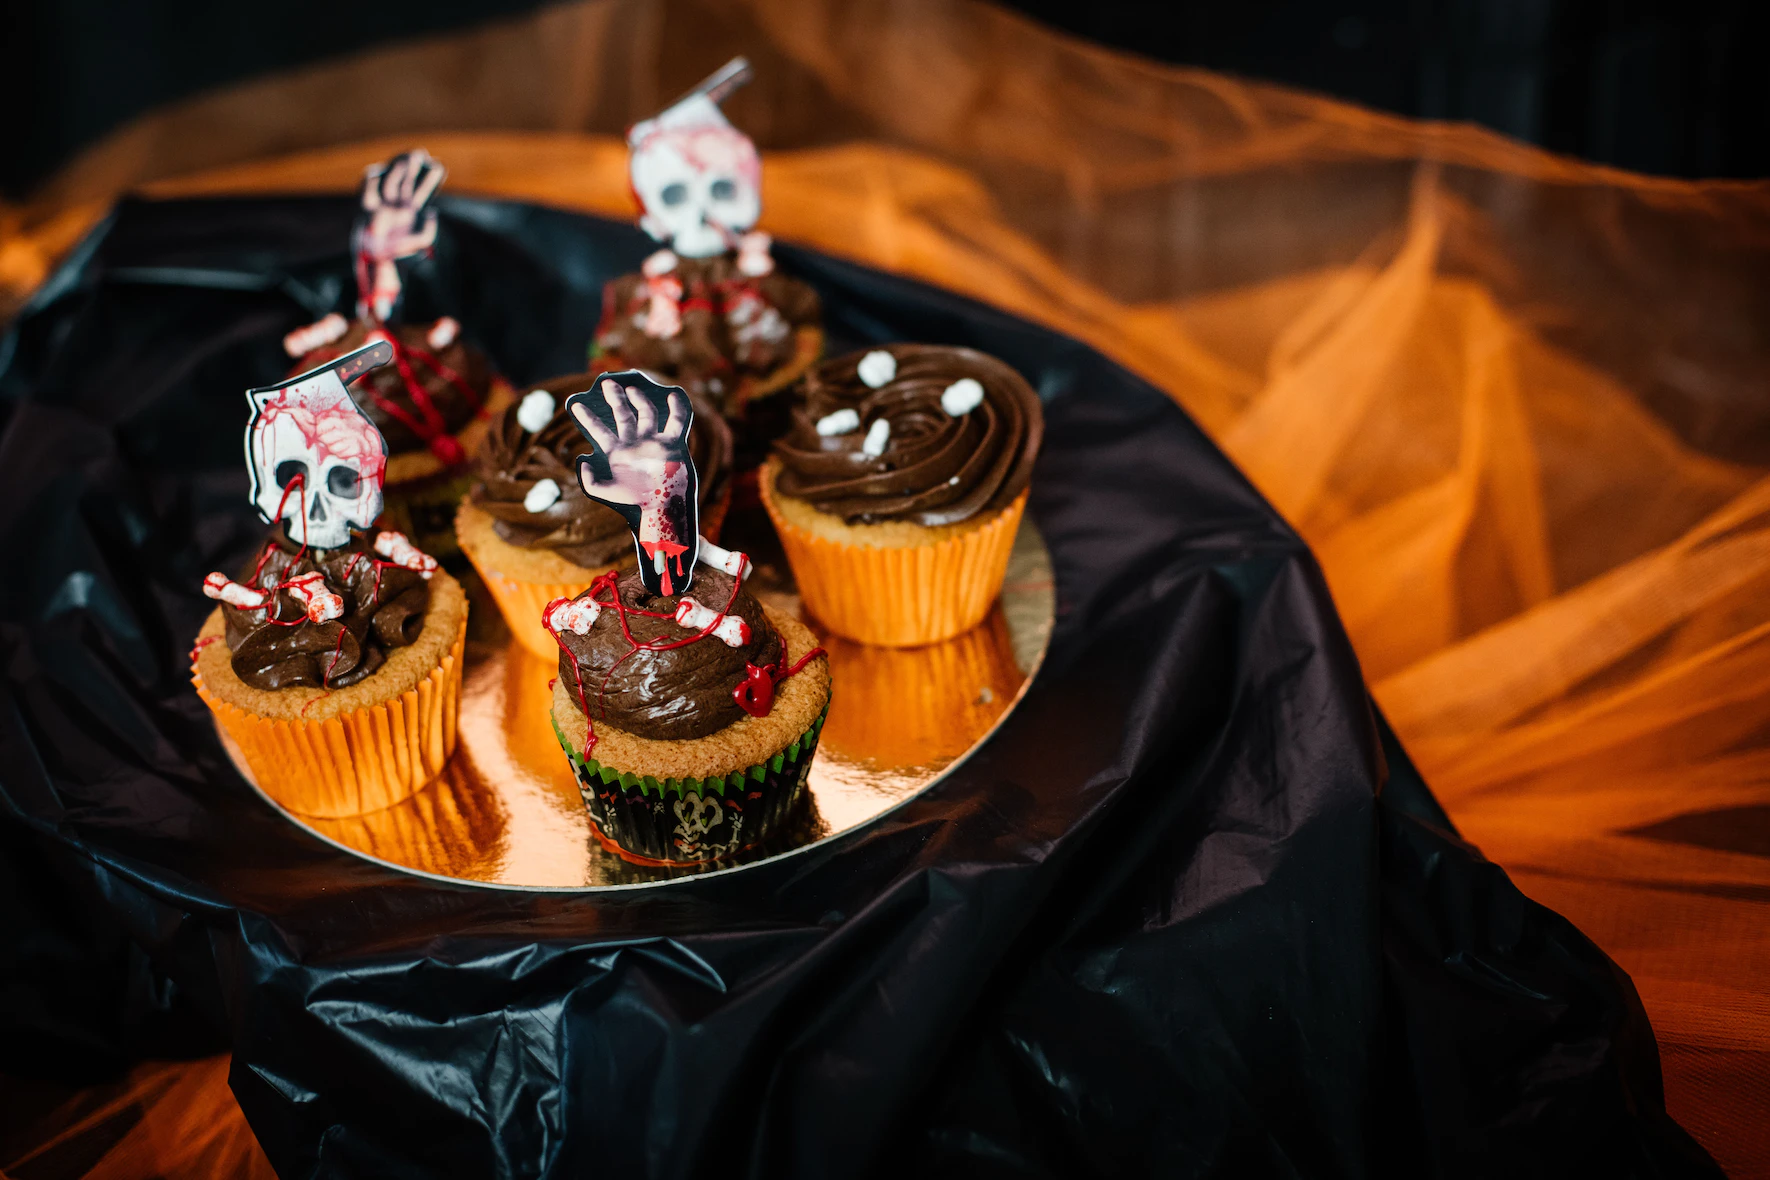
566, 372, 701, 596
353, 149, 445, 323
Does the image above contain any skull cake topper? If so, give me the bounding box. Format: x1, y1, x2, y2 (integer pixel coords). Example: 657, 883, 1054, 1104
245, 341, 394, 549
566, 371, 701, 596
353, 148, 445, 323
626, 57, 760, 259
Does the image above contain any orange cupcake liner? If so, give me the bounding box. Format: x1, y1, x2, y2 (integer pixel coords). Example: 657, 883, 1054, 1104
762, 487, 1029, 647
193, 618, 467, 819
460, 490, 732, 662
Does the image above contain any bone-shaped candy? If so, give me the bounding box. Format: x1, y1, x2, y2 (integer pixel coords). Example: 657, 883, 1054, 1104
426, 316, 460, 350
203, 572, 268, 611
373, 531, 438, 579
674, 597, 750, 647
547, 597, 603, 636
736, 231, 774, 277
283, 572, 345, 624
695, 537, 752, 578
282, 313, 349, 359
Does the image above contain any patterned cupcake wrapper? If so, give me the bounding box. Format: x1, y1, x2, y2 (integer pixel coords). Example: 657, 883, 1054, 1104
552, 706, 828, 866
762, 486, 1029, 647
193, 619, 467, 819
458, 491, 730, 664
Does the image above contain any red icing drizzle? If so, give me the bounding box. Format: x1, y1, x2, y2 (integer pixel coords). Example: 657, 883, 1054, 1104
540, 561, 823, 758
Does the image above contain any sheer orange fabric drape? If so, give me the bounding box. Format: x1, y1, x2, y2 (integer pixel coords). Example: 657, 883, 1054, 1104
3, 1, 1768, 1176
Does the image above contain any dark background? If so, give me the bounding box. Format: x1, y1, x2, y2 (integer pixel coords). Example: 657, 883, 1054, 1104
6, 0, 1767, 199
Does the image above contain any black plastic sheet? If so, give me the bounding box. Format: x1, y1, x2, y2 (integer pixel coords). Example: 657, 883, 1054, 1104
0, 195, 1720, 1179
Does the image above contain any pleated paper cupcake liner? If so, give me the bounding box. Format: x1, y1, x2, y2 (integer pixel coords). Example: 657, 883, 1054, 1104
194, 618, 467, 819
553, 706, 828, 866
762, 486, 1029, 647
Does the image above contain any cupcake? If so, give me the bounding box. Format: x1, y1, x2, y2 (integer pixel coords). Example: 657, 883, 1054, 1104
548, 565, 829, 865
760, 345, 1043, 646
455, 372, 733, 660
282, 148, 514, 560
191, 341, 467, 818
544, 370, 830, 865
595, 57, 822, 461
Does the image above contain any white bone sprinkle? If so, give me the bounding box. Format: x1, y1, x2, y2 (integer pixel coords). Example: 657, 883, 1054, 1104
674, 597, 750, 647
862, 417, 891, 458
283, 572, 345, 623
696, 537, 753, 578
735, 232, 775, 277
426, 316, 460, 350
373, 530, 438, 579
856, 350, 897, 388
547, 597, 602, 635
524, 478, 562, 513
641, 248, 679, 278
202, 572, 267, 610
282, 313, 348, 358
941, 377, 985, 416
516, 389, 555, 433
815, 408, 860, 436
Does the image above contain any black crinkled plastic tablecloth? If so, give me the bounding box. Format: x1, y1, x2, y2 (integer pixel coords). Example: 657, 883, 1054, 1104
0, 195, 1720, 1179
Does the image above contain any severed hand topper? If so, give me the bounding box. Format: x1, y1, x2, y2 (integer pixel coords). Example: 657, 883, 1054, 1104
353, 148, 445, 323
245, 341, 394, 549
626, 57, 760, 259
566, 372, 701, 597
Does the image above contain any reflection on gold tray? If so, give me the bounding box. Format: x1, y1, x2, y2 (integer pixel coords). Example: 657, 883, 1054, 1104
225, 512, 1054, 889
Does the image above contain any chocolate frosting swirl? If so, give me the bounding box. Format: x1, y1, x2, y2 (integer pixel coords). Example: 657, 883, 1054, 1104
292, 318, 491, 455
469, 374, 732, 569
221, 531, 430, 690
554, 566, 782, 741
771, 345, 1043, 525
595, 253, 820, 410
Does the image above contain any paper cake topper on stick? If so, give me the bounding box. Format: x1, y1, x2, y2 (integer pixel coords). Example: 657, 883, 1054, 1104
245, 341, 394, 549
353, 149, 445, 323
566, 371, 702, 596
627, 57, 761, 259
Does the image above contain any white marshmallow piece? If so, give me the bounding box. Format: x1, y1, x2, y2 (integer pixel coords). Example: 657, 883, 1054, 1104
426, 316, 460, 350
283, 572, 345, 624
547, 597, 602, 636
202, 572, 267, 610
941, 377, 985, 416
516, 389, 556, 433
674, 597, 751, 647
862, 417, 891, 458
815, 408, 861, 436
696, 537, 753, 578
856, 350, 897, 389
524, 477, 562, 513
282, 313, 348, 358
373, 530, 439, 580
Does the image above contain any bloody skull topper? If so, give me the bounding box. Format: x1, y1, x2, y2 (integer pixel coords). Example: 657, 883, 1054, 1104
353, 148, 446, 323
626, 57, 760, 259
244, 341, 394, 549
566, 371, 701, 597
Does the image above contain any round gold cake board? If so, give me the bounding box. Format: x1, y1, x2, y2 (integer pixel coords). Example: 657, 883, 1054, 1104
219, 510, 1055, 889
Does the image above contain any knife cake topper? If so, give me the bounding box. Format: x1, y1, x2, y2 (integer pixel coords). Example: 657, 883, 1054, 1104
566, 371, 701, 596
626, 57, 761, 259
245, 340, 394, 549
353, 148, 445, 323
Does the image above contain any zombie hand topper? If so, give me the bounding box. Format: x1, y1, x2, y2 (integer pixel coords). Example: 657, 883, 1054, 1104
353, 149, 445, 323
566, 371, 701, 596
626, 57, 761, 259
245, 341, 393, 549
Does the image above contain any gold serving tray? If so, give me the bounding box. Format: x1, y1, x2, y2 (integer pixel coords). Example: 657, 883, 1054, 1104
223, 507, 1054, 889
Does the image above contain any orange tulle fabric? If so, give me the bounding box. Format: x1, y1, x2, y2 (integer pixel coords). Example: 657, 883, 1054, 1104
5, 0, 1770, 1174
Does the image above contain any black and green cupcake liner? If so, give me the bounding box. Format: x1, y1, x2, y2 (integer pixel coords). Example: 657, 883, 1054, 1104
553, 706, 829, 866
